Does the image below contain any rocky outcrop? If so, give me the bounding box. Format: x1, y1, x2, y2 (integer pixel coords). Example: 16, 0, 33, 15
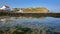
22, 8, 49, 13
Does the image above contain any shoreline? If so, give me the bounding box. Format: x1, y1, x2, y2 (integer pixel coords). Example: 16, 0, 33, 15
0, 12, 60, 18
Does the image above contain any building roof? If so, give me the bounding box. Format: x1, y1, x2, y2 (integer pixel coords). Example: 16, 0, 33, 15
0, 5, 10, 10
4, 5, 10, 8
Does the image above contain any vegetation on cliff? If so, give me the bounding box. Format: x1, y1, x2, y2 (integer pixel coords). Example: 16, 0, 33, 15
14, 7, 49, 13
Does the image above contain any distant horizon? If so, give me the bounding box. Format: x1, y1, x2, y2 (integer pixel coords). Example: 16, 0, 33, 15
0, 0, 60, 12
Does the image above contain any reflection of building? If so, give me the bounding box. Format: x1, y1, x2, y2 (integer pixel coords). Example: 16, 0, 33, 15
0, 5, 15, 12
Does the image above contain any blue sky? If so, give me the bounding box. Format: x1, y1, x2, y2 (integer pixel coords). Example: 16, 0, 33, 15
0, 0, 60, 12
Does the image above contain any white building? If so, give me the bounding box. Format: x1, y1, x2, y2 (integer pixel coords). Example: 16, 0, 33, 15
0, 5, 15, 12
17, 9, 23, 13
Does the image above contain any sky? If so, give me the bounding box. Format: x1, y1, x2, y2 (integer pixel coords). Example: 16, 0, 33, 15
0, 0, 60, 12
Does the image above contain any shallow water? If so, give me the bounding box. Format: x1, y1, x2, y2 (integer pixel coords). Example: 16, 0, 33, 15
0, 16, 60, 34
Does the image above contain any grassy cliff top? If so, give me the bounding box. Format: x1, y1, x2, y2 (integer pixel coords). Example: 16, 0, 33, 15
14, 7, 50, 13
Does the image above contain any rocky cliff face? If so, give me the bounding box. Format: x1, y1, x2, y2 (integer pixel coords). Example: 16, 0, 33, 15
13, 8, 50, 13
22, 8, 49, 13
